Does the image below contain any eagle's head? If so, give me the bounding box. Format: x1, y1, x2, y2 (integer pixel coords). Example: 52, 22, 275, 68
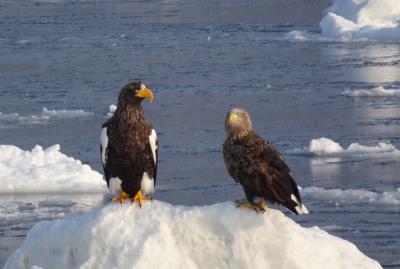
225, 108, 252, 138
118, 81, 154, 107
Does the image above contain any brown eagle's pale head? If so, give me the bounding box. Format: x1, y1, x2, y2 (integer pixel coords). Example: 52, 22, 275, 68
225, 108, 252, 138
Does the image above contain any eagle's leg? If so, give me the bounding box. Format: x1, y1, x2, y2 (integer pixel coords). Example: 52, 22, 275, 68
131, 191, 152, 208
235, 198, 266, 214
112, 192, 130, 205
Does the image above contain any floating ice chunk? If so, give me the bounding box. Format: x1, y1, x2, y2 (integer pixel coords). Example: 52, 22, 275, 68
0, 108, 93, 127
287, 137, 400, 158
107, 104, 117, 116
342, 86, 400, 97
320, 0, 400, 41
0, 144, 107, 194
301, 187, 400, 206
4, 201, 382, 269
285, 30, 309, 41
40, 107, 93, 119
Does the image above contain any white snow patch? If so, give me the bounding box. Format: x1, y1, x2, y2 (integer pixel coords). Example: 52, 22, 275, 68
0, 107, 93, 127
302, 186, 400, 206
342, 86, 400, 97
4, 201, 381, 269
287, 137, 400, 158
107, 104, 117, 116
0, 144, 107, 194
319, 0, 400, 41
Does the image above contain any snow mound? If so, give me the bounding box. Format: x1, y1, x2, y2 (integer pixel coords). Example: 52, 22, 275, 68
342, 86, 400, 97
320, 0, 400, 41
287, 137, 400, 158
0, 144, 106, 194
302, 186, 400, 206
0, 108, 93, 127
4, 201, 381, 269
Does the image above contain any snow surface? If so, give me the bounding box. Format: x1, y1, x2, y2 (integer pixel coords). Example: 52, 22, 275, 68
0, 107, 93, 127
0, 144, 107, 194
287, 137, 400, 158
4, 201, 381, 269
301, 186, 400, 206
342, 86, 400, 97
320, 0, 400, 41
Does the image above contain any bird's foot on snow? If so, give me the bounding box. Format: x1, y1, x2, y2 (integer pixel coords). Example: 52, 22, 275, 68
112, 192, 130, 205
131, 191, 152, 208
235, 199, 266, 214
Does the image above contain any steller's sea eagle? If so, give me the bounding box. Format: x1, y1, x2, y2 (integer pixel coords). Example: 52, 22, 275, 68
223, 108, 308, 215
100, 81, 158, 206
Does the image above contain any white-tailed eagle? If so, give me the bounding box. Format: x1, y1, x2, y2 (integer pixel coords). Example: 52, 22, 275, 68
223, 108, 308, 214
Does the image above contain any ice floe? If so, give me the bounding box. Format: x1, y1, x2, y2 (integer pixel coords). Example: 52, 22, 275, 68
0, 108, 93, 127
4, 201, 382, 269
301, 186, 400, 206
0, 144, 106, 194
320, 0, 400, 41
342, 86, 400, 97
107, 104, 117, 116
284, 30, 309, 41
286, 137, 400, 158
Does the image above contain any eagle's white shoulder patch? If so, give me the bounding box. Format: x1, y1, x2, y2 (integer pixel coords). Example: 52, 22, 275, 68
141, 172, 155, 194
149, 129, 157, 164
100, 127, 108, 165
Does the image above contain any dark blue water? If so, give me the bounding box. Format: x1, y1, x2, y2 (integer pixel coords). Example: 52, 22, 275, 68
0, 0, 399, 267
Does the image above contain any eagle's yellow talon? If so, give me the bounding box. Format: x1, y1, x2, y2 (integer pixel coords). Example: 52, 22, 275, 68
131, 191, 152, 208
236, 198, 267, 214
112, 192, 130, 205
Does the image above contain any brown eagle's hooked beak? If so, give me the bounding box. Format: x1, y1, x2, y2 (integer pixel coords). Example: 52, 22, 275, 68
136, 87, 154, 102
228, 113, 239, 124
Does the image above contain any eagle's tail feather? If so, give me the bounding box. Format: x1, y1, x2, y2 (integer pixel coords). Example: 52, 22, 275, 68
290, 194, 309, 215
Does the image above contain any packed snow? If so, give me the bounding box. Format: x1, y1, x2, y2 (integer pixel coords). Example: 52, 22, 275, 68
342, 86, 400, 97
0, 144, 106, 194
4, 201, 382, 269
286, 137, 400, 158
301, 186, 400, 206
0, 108, 93, 127
319, 0, 400, 41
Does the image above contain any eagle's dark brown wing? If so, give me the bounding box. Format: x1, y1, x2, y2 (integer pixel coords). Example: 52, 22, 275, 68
223, 131, 307, 215
100, 114, 157, 197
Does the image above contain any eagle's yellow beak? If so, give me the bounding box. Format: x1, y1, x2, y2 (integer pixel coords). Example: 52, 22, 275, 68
229, 113, 239, 124
136, 87, 154, 102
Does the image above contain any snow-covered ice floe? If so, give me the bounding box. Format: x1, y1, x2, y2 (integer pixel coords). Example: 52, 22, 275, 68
0, 144, 106, 194
342, 86, 400, 97
286, 137, 400, 158
301, 186, 400, 206
0, 107, 93, 127
320, 0, 400, 41
4, 201, 382, 269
